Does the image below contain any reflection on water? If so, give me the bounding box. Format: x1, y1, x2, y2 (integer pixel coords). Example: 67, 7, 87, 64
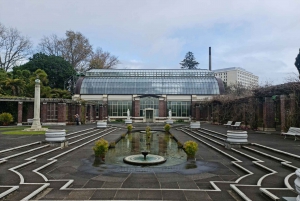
104, 132, 187, 166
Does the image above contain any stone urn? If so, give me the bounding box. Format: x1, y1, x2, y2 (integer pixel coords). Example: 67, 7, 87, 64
45, 129, 66, 142
97, 121, 107, 128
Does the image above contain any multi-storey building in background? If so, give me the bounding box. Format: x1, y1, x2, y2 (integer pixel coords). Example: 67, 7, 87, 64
213, 67, 259, 88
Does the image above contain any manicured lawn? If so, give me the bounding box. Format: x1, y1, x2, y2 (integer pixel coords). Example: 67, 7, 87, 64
0, 126, 47, 135
0, 126, 29, 131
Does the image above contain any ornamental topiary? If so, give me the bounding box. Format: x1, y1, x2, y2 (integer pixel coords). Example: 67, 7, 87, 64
164, 124, 171, 133
145, 126, 151, 133
93, 138, 109, 158
0, 112, 13, 126
184, 141, 198, 157
127, 124, 133, 133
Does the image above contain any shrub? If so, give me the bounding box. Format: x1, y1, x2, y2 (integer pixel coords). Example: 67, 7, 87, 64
93, 138, 109, 157
116, 119, 124, 122
184, 141, 198, 157
121, 133, 126, 138
164, 124, 171, 133
0, 113, 13, 126
177, 141, 183, 148
127, 124, 133, 132
145, 126, 151, 133
176, 119, 184, 123
109, 141, 116, 148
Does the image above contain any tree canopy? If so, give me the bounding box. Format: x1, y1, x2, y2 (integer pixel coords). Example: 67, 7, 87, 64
0, 23, 32, 71
38, 30, 118, 72
295, 48, 300, 79
179, 52, 199, 69
88, 48, 119, 70
14, 53, 76, 89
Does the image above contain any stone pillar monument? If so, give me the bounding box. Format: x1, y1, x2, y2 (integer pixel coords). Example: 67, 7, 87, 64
32, 78, 41, 129
25, 78, 47, 131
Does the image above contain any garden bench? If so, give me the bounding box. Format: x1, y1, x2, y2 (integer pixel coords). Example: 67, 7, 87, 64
282, 127, 300, 141
224, 121, 233, 127
231, 122, 241, 129
22, 119, 33, 125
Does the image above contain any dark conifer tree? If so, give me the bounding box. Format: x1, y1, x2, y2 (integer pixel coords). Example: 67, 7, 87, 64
180, 52, 199, 69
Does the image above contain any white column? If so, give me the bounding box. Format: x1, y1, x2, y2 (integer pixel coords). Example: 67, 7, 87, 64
31, 78, 42, 129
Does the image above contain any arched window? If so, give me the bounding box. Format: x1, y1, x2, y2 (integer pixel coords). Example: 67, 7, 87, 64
140, 97, 159, 117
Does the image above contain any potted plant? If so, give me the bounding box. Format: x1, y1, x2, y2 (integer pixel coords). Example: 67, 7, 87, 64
0, 112, 13, 126
184, 141, 198, 160
93, 138, 109, 162
164, 124, 171, 134
127, 124, 133, 133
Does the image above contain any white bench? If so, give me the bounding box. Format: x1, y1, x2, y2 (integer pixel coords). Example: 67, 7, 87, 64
282, 127, 300, 141
224, 121, 233, 127
231, 122, 241, 129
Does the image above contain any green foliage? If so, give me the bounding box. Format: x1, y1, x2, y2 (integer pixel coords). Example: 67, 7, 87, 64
145, 126, 151, 133
127, 124, 133, 132
109, 141, 116, 148
121, 133, 126, 138
184, 141, 198, 157
295, 49, 300, 78
115, 119, 124, 122
164, 124, 171, 133
176, 119, 184, 123
93, 138, 109, 157
177, 141, 183, 148
14, 53, 76, 89
0, 112, 14, 125
179, 52, 199, 69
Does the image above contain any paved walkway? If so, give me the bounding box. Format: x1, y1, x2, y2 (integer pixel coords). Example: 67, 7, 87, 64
0, 122, 299, 200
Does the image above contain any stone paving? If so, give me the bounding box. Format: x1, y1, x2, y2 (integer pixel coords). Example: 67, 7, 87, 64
0, 122, 299, 200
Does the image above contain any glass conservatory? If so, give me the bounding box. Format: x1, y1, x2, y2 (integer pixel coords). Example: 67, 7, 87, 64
74, 69, 224, 122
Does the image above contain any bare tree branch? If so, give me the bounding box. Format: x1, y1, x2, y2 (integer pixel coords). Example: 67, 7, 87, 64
88, 47, 119, 70
0, 24, 32, 71
37, 34, 62, 56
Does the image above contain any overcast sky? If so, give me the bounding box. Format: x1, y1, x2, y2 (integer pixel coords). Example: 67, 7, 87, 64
1, 0, 300, 84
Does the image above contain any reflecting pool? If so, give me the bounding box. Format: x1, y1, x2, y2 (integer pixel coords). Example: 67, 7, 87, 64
104, 132, 187, 167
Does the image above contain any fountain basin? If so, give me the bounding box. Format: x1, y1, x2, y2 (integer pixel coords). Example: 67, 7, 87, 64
123, 154, 166, 165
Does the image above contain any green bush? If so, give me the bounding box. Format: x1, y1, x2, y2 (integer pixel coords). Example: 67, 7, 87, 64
121, 133, 126, 138
176, 119, 184, 123
177, 141, 183, 148
164, 124, 171, 133
145, 126, 151, 133
109, 141, 116, 148
184, 141, 198, 157
93, 138, 109, 157
127, 124, 133, 132
116, 119, 124, 122
0, 112, 14, 126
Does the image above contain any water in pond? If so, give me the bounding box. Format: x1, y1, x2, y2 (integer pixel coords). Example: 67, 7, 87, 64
104, 131, 187, 166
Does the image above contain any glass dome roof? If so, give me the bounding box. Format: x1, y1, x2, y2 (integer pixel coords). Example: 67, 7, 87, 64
79, 69, 222, 95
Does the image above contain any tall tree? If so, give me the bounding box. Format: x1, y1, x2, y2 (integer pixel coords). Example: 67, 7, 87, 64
0, 23, 32, 71
38, 30, 93, 71
88, 48, 119, 70
14, 53, 76, 89
38, 34, 62, 56
295, 48, 300, 79
180, 51, 199, 69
